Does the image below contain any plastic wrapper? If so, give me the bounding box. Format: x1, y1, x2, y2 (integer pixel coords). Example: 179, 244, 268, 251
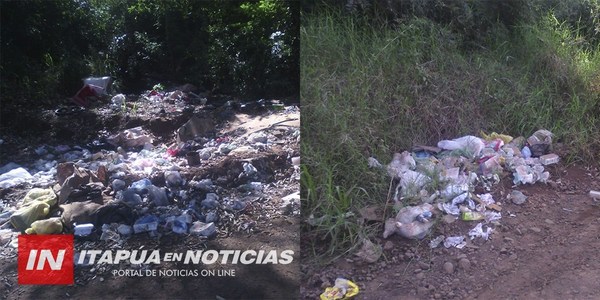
387, 151, 416, 178
480, 131, 513, 144
367, 157, 382, 168
441, 183, 470, 199
527, 129, 553, 146
429, 235, 445, 248
26, 217, 63, 234
10, 202, 51, 232
461, 211, 484, 221
539, 153, 559, 165
444, 236, 466, 248
437, 135, 485, 157
468, 223, 493, 240
107, 126, 154, 148
384, 204, 434, 239
0, 167, 34, 188
399, 170, 430, 196
320, 278, 359, 300
22, 188, 57, 207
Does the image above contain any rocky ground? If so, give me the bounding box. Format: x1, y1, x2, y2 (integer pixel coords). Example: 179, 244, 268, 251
0, 89, 300, 299
301, 163, 600, 300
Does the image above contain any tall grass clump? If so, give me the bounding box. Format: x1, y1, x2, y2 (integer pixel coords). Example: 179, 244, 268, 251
301, 5, 600, 258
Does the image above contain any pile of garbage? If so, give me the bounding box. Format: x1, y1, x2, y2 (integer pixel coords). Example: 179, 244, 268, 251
0, 87, 300, 251
373, 129, 559, 245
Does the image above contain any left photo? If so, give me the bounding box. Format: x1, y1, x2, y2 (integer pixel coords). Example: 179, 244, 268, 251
0, 1, 300, 299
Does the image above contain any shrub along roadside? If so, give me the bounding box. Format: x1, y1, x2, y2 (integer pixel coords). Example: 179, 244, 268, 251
301, 8, 600, 260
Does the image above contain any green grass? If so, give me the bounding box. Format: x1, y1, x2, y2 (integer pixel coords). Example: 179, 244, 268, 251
301, 9, 600, 258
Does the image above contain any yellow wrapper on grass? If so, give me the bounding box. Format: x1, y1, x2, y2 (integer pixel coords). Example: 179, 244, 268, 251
480, 131, 513, 144
320, 278, 359, 300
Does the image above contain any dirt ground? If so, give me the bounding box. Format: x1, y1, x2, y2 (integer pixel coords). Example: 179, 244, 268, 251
2, 218, 299, 300
0, 94, 300, 300
301, 164, 600, 299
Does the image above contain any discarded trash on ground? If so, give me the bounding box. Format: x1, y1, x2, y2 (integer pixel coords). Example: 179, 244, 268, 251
354, 238, 382, 263
320, 278, 360, 300
383, 203, 434, 239
378, 129, 559, 246
0, 82, 300, 282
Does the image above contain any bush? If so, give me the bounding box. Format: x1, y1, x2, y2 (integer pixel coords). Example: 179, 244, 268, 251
301, 5, 600, 257
0, 0, 299, 111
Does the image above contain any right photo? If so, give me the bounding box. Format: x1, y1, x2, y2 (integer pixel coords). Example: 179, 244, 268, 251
300, 1, 600, 299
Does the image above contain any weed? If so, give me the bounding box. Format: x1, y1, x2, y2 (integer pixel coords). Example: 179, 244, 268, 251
301, 8, 599, 257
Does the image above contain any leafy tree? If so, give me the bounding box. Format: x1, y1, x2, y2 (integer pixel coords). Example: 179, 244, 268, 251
0, 0, 299, 110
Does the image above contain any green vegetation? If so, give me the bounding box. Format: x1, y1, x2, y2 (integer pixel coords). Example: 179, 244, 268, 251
0, 0, 299, 109
301, 1, 600, 259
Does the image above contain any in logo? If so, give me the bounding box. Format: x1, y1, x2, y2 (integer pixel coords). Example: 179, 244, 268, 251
18, 235, 74, 285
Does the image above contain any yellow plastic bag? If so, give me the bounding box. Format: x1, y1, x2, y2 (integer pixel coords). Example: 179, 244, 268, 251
10, 202, 51, 232
22, 188, 57, 207
480, 131, 513, 144
26, 217, 64, 234
320, 278, 359, 300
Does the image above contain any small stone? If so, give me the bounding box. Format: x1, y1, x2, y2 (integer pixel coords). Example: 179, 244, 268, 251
530, 227, 542, 233
443, 262, 455, 274
99, 277, 104, 282
434, 293, 442, 299
384, 241, 394, 251
500, 248, 509, 254
544, 219, 554, 225
418, 261, 430, 270
504, 237, 514, 243
442, 215, 457, 224
416, 272, 425, 280
458, 258, 471, 270
418, 286, 429, 295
